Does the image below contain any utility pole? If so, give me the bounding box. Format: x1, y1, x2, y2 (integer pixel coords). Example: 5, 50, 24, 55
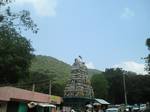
49, 80, 51, 95
123, 72, 128, 106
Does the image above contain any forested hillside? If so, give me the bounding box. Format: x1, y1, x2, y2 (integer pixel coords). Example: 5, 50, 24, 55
30, 55, 102, 82
29, 55, 102, 96
30, 55, 71, 84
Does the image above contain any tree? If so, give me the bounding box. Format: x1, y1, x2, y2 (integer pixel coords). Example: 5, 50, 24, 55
0, 25, 34, 84
91, 73, 108, 99
145, 38, 150, 74
104, 68, 125, 104
52, 83, 65, 96
0, 0, 38, 33
28, 69, 56, 93
0, 0, 38, 84
103, 68, 150, 104
125, 73, 150, 104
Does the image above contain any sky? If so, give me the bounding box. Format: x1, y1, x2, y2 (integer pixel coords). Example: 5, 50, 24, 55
11, 0, 150, 74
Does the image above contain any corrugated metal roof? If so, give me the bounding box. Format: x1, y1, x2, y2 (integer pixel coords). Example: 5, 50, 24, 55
38, 103, 56, 108
95, 99, 110, 105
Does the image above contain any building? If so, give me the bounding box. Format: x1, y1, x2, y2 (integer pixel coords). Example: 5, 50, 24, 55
0, 86, 62, 112
64, 57, 94, 98
63, 57, 94, 111
93, 99, 110, 111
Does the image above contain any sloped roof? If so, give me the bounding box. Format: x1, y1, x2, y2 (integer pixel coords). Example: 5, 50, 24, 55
38, 103, 56, 108
0, 86, 62, 104
95, 99, 110, 105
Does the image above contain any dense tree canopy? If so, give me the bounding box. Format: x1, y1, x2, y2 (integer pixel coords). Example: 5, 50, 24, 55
91, 74, 108, 99
0, 25, 34, 84
0, 0, 38, 85
145, 38, 150, 74
28, 69, 65, 95
102, 68, 150, 104
104, 68, 125, 104
125, 73, 150, 104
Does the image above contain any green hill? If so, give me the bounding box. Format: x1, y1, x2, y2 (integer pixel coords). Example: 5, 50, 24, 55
29, 55, 102, 95
30, 55, 71, 84
30, 55, 102, 83
88, 69, 102, 78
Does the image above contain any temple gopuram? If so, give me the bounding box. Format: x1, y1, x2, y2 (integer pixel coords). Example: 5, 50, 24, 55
63, 56, 94, 111
64, 57, 94, 98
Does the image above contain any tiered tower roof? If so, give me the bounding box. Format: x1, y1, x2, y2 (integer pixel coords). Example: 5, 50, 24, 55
64, 57, 94, 98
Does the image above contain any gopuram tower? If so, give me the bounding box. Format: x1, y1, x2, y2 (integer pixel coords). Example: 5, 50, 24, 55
64, 57, 94, 108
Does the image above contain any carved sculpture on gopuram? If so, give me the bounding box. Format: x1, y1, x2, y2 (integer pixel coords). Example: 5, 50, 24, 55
64, 56, 94, 98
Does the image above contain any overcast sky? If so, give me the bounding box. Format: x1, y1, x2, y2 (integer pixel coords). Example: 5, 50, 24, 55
11, 0, 150, 74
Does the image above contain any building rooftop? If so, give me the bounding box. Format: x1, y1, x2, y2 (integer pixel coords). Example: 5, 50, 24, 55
0, 86, 62, 104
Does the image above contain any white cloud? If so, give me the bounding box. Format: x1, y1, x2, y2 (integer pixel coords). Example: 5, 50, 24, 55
15, 0, 57, 16
120, 8, 134, 19
85, 62, 95, 69
113, 61, 147, 75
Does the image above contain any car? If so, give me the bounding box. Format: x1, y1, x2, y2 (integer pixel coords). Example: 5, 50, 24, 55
140, 104, 146, 111
106, 108, 119, 112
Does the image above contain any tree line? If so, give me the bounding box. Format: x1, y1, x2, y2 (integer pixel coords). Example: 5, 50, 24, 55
90, 38, 150, 104
91, 68, 150, 104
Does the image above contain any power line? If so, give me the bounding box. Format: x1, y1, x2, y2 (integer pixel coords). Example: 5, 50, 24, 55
0, 78, 54, 87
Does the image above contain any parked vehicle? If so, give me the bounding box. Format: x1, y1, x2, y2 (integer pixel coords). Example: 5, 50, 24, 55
106, 108, 119, 112
140, 104, 146, 111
